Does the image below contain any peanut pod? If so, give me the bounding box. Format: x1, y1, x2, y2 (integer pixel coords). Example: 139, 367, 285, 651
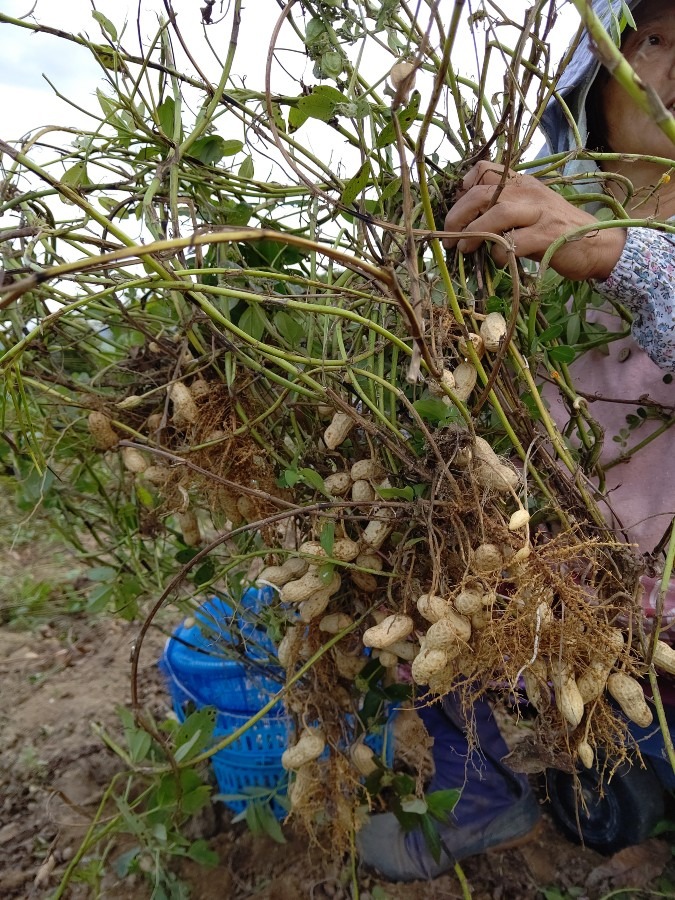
361, 509, 395, 550
522, 659, 550, 713
479, 312, 508, 352
452, 362, 477, 401
411, 646, 448, 684
88, 411, 118, 449
177, 510, 201, 547
298, 591, 333, 623
550, 660, 584, 729
324, 472, 352, 496
458, 332, 485, 360
122, 447, 148, 473
281, 570, 341, 604
471, 543, 504, 574
323, 412, 354, 450
350, 459, 385, 482
351, 479, 375, 503
363, 614, 414, 649
577, 741, 594, 769
281, 728, 325, 771
454, 587, 485, 616
169, 382, 199, 425
417, 593, 451, 623
350, 741, 378, 777
652, 639, 675, 674
607, 672, 653, 728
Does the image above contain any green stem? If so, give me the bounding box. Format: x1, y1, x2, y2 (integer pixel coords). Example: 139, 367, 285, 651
454, 861, 473, 900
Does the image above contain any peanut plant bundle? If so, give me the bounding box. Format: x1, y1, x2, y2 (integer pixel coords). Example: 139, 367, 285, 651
2, 0, 674, 856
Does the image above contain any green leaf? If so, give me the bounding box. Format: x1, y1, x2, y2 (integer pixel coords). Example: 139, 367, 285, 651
190, 135, 243, 165
96, 88, 116, 118
129, 729, 152, 764
566, 313, 581, 346
93, 47, 122, 70
152, 822, 167, 843
238, 305, 266, 342
620, 0, 636, 30
92, 10, 118, 41
548, 345, 576, 365
194, 560, 216, 586
61, 162, 93, 189
88, 566, 118, 582
187, 840, 219, 866
318, 563, 335, 585
253, 801, 286, 844
375, 90, 421, 147
135, 482, 154, 509
288, 105, 308, 131
176, 547, 199, 564
245, 801, 263, 835
377, 0, 400, 29
426, 788, 460, 822
537, 323, 563, 344
240, 230, 308, 268
298, 467, 326, 494
321, 51, 343, 79
238, 154, 255, 179
113, 847, 140, 878
320, 521, 335, 557
282, 467, 300, 488
485, 295, 507, 314
376, 485, 414, 501
157, 97, 176, 137
392, 773, 416, 796
154, 773, 179, 810
420, 813, 443, 863
341, 161, 371, 207
412, 397, 451, 423
380, 175, 402, 203
173, 708, 217, 763
118, 708, 153, 763
305, 17, 326, 45
269, 102, 286, 132
295, 86, 350, 123
87, 584, 114, 614
274, 311, 305, 345
182, 785, 212, 815
222, 202, 252, 226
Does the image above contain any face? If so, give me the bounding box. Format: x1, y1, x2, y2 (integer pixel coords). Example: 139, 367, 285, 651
601, 0, 675, 158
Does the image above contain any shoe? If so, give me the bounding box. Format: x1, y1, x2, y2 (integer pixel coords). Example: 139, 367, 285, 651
356, 695, 542, 882
356, 786, 541, 881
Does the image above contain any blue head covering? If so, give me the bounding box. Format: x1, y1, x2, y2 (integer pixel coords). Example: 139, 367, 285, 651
540, 0, 645, 157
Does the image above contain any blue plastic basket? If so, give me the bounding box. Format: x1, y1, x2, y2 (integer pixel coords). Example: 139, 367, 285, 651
211, 754, 289, 816
160, 593, 292, 816
160, 592, 397, 819
160, 593, 284, 713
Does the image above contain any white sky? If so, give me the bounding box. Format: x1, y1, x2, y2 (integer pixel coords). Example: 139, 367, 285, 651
1, 1, 580, 145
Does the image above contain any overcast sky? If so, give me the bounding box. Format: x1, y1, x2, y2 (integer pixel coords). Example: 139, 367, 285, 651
1, 1, 579, 143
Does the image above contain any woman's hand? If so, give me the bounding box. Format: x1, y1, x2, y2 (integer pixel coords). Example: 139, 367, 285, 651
443, 161, 627, 281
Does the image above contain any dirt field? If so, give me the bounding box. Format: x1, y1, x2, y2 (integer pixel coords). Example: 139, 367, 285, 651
1, 617, 674, 900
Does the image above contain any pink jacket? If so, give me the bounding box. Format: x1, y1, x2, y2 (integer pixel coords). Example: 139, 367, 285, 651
545, 307, 675, 628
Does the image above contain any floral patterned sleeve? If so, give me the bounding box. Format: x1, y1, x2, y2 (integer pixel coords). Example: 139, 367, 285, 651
593, 227, 675, 373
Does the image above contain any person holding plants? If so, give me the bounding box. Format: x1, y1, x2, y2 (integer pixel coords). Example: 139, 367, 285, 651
357, 0, 675, 881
